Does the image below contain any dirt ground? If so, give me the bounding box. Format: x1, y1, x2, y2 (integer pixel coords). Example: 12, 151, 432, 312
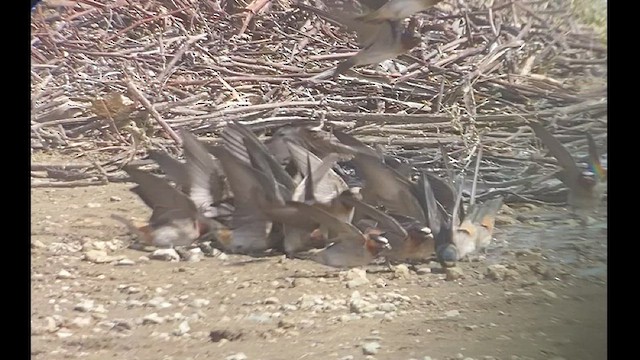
30, 154, 607, 360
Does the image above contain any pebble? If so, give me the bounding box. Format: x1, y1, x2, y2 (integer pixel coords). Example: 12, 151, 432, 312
116, 258, 135, 266
350, 291, 376, 314
362, 341, 380, 355
225, 352, 247, 360
280, 304, 298, 312
374, 278, 387, 288
31, 240, 47, 249
84, 250, 119, 264
377, 303, 397, 312
298, 294, 322, 310
56, 329, 73, 338
445, 310, 460, 317
150, 249, 181, 262
393, 264, 411, 278
486, 264, 519, 281
70, 317, 92, 328
142, 313, 165, 325
278, 319, 295, 329
86, 202, 102, 208
191, 299, 210, 308
185, 248, 204, 262
217, 253, 229, 261
109, 196, 121, 202
445, 267, 465, 281
293, 278, 313, 287
148, 297, 172, 309
57, 269, 74, 279
173, 321, 190, 336
74, 300, 94, 312
264, 297, 280, 305
44, 316, 59, 332
342, 268, 369, 288
415, 267, 431, 275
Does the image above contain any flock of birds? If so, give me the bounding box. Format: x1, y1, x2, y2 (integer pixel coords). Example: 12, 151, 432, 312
103, 0, 606, 269
112, 119, 606, 269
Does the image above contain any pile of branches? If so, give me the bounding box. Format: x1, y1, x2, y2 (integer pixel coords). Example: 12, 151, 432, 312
30, 0, 607, 204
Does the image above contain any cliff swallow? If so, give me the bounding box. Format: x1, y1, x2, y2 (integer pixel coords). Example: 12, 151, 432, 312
207, 145, 285, 254
445, 187, 503, 260
222, 121, 297, 195
265, 201, 391, 267
417, 170, 459, 267
180, 129, 229, 219
147, 149, 191, 192
278, 148, 360, 254
295, 2, 421, 78
114, 166, 216, 248
528, 122, 607, 216
356, 0, 443, 22
472, 197, 504, 252
332, 130, 427, 224
341, 195, 434, 263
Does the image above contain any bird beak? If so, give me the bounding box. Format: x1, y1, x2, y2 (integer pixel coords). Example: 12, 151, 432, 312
419, 226, 432, 235
375, 235, 391, 250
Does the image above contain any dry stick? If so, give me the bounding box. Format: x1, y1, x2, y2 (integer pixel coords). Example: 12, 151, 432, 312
31, 178, 108, 188
31, 116, 95, 130
239, 0, 272, 35
227, 56, 305, 72
104, 6, 192, 42
469, 144, 483, 206
125, 80, 182, 146
164, 101, 322, 123
158, 34, 208, 84
434, 76, 446, 114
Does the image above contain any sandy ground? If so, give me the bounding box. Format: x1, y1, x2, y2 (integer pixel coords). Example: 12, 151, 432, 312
30, 162, 607, 360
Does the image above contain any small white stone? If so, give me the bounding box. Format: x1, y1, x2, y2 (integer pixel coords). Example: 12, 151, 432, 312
191, 299, 210, 308
445, 310, 460, 317
74, 300, 94, 312
116, 258, 136, 266
142, 313, 165, 325
225, 352, 248, 360
57, 270, 74, 279
173, 321, 190, 336
56, 329, 73, 338
70, 317, 92, 328
150, 249, 181, 262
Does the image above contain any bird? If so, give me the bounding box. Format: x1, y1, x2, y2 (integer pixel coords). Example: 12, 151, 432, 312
147, 149, 191, 193
207, 144, 285, 254
263, 200, 391, 268
450, 196, 503, 260
528, 122, 607, 218
180, 129, 230, 220
332, 130, 428, 225
294, 2, 421, 78
415, 170, 459, 267
356, 0, 443, 22
112, 166, 219, 248
272, 147, 361, 255
222, 121, 297, 195
340, 195, 434, 263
